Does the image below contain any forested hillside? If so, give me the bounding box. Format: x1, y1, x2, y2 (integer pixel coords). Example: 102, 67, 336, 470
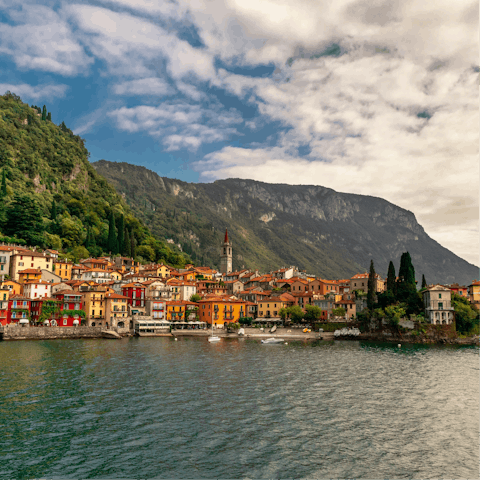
0, 92, 189, 266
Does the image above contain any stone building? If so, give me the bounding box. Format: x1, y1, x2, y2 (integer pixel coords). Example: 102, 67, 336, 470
422, 285, 454, 325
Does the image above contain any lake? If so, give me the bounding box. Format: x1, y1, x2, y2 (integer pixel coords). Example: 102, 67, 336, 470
0, 337, 478, 479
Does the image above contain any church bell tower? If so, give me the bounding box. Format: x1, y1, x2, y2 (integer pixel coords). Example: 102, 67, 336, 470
220, 228, 233, 274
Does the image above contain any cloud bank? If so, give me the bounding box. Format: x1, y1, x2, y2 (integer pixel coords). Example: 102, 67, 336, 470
0, 0, 477, 266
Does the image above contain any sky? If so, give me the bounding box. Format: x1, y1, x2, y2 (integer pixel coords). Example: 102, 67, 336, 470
0, 0, 478, 267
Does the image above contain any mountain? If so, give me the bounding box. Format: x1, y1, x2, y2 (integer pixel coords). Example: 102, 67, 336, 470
0, 92, 189, 266
93, 160, 478, 285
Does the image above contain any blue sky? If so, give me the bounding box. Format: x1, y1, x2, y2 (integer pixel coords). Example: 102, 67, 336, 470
0, 0, 478, 266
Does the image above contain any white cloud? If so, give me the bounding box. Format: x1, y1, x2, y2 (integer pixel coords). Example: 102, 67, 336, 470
0, 82, 68, 100
113, 78, 174, 96
0, 4, 92, 76
66, 5, 215, 81
109, 102, 242, 150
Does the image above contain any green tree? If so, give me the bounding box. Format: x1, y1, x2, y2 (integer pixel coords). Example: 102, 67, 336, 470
124, 227, 131, 257
107, 210, 117, 254
47, 112, 51, 122
304, 304, 322, 322
279, 307, 288, 321
67, 246, 90, 263
1, 169, 7, 197
332, 307, 346, 317
367, 259, 376, 310
51, 199, 57, 220
384, 305, 406, 334
386, 260, 396, 293
60, 215, 85, 248
137, 245, 155, 262
287, 305, 304, 323
117, 215, 125, 255
5, 193, 45, 246
189, 293, 201, 302
397, 252, 416, 305
421, 274, 427, 289
451, 293, 479, 334
41, 105, 47, 121
130, 228, 136, 258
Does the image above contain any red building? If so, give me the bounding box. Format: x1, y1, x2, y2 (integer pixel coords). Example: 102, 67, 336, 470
30, 298, 58, 324
122, 282, 146, 310
7, 294, 31, 324
0, 294, 8, 326
53, 290, 84, 326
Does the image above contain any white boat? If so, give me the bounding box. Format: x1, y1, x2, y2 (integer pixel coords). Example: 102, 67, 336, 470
208, 322, 221, 342
261, 337, 284, 344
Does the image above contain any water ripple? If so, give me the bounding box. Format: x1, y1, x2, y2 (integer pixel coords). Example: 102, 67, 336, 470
0, 338, 477, 479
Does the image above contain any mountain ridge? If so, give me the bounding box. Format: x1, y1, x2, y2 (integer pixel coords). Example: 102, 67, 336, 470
93, 160, 478, 285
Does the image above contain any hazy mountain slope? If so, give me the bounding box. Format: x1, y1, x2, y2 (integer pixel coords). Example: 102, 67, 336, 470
93, 160, 478, 284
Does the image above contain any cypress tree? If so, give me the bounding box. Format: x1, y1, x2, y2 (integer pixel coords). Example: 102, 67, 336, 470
117, 215, 125, 255
1, 169, 7, 196
130, 228, 136, 258
386, 261, 396, 293
124, 228, 131, 257
107, 211, 117, 254
47, 112, 51, 121
367, 259, 376, 310
42, 105, 47, 121
421, 274, 427, 289
51, 199, 57, 220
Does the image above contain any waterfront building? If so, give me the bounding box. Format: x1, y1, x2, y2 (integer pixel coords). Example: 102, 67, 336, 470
122, 282, 146, 314
145, 298, 166, 320
219, 229, 233, 275
0, 288, 9, 325
422, 285, 454, 324
105, 293, 128, 328
83, 288, 107, 327
7, 294, 31, 324
165, 300, 198, 322
198, 297, 246, 326
257, 293, 293, 319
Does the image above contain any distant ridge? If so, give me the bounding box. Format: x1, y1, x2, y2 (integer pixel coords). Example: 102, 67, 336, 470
93, 159, 479, 285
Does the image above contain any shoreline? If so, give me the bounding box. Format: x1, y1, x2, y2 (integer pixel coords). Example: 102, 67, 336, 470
1, 325, 478, 346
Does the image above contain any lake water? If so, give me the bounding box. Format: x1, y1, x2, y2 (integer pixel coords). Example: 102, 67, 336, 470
0, 337, 478, 479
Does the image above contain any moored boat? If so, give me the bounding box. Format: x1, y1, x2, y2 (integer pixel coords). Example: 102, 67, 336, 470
261, 337, 285, 344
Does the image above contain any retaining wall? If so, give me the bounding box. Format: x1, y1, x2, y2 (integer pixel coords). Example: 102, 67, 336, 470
2, 325, 111, 340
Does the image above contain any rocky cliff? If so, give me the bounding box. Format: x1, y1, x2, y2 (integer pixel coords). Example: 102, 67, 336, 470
93, 160, 478, 284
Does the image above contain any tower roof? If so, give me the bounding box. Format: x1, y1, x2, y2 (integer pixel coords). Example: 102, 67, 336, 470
224, 228, 229, 244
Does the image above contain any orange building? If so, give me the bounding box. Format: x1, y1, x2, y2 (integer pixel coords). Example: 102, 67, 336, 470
165, 300, 198, 321
198, 297, 247, 326
54, 260, 73, 281
18, 268, 42, 284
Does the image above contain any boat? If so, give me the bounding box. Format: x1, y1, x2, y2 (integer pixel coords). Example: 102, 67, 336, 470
208, 322, 221, 342
261, 337, 285, 344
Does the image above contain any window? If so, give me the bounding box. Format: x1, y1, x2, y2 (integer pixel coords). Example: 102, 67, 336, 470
63, 318, 67, 326
439, 294, 442, 299
438, 302, 443, 310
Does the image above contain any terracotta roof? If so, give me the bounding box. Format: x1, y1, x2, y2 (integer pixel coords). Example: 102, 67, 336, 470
106, 293, 128, 299
18, 268, 42, 274
53, 290, 83, 297
122, 282, 146, 288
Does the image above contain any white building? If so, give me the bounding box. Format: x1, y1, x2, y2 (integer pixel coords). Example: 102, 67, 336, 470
80, 268, 113, 284
422, 285, 455, 325
23, 281, 52, 299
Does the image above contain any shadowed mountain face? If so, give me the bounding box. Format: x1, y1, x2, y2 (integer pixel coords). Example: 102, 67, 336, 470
93, 160, 478, 284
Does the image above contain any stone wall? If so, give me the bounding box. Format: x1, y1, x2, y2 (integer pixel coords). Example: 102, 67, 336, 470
2, 325, 106, 340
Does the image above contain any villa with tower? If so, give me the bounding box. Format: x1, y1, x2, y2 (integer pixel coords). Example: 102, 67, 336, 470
220, 229, 232, 274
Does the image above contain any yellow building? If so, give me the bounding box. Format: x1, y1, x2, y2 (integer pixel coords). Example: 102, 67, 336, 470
1, 280, 22, 296
198, 297, 247, 326
468, 280, 480, 308
257, 294, 292, 318
18, 268, 42, 284
10, 251, 53, 281
83, 288, 107, 327
105, 293, 129, 328
54, 260, 73, 281
165, 300, 198, 321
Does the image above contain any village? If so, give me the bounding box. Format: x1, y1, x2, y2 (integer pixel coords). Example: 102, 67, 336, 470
0, 229, 478, 337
